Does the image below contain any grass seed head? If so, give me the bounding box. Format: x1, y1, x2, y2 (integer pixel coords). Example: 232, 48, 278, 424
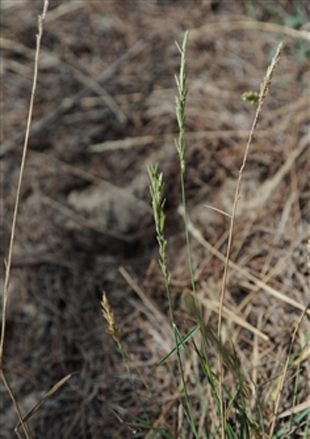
101, 292, 121, 344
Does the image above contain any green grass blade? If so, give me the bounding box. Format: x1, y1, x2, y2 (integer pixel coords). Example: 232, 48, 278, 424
148, 325, 199, 374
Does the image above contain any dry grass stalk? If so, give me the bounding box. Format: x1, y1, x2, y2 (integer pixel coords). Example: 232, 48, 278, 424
218, 40, 283, 342
15, 373, 74, 436
191, 19, 310, 43
197, 294, 269, 342
186, 215, 309, 315
0, 1, 49, 438
216, 41, 282, 436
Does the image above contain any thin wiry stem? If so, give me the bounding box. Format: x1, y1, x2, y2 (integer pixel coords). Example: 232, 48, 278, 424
217, 41, 283, 338
217, 41, 283, 437
0, 1, 49, 438
218, 43, 282, 336
174, 31, 201, 437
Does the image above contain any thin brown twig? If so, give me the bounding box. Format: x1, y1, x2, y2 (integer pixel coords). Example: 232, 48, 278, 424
14, 373, 74, 434
0, 1, 49, 438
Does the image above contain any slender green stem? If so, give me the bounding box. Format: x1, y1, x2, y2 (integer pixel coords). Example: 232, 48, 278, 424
148, 163, 199, 438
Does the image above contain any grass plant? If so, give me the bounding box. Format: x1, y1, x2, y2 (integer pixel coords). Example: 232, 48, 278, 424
102, 31, 310, 438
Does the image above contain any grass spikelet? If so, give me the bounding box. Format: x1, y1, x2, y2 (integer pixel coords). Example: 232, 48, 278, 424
101, 292, 121, 345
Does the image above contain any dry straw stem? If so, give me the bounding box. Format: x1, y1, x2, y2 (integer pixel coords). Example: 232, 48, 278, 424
190, 19, 310, 43
215, 42, 282, 435
89, 129, 269, 153
279, 398, 310, 419
185, 215, 310, 316
218, 41, 283, 338
196, 293, 269, 342
14, 373, 74, 435
0, 2, 50, 438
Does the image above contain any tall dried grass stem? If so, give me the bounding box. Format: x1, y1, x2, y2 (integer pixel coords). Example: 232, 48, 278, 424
216, 41, 282, 437
0, 2, 49, 438
217, 40, 283, 338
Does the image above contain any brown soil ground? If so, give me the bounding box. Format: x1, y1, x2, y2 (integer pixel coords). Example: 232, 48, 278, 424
1, 1, 309, 438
